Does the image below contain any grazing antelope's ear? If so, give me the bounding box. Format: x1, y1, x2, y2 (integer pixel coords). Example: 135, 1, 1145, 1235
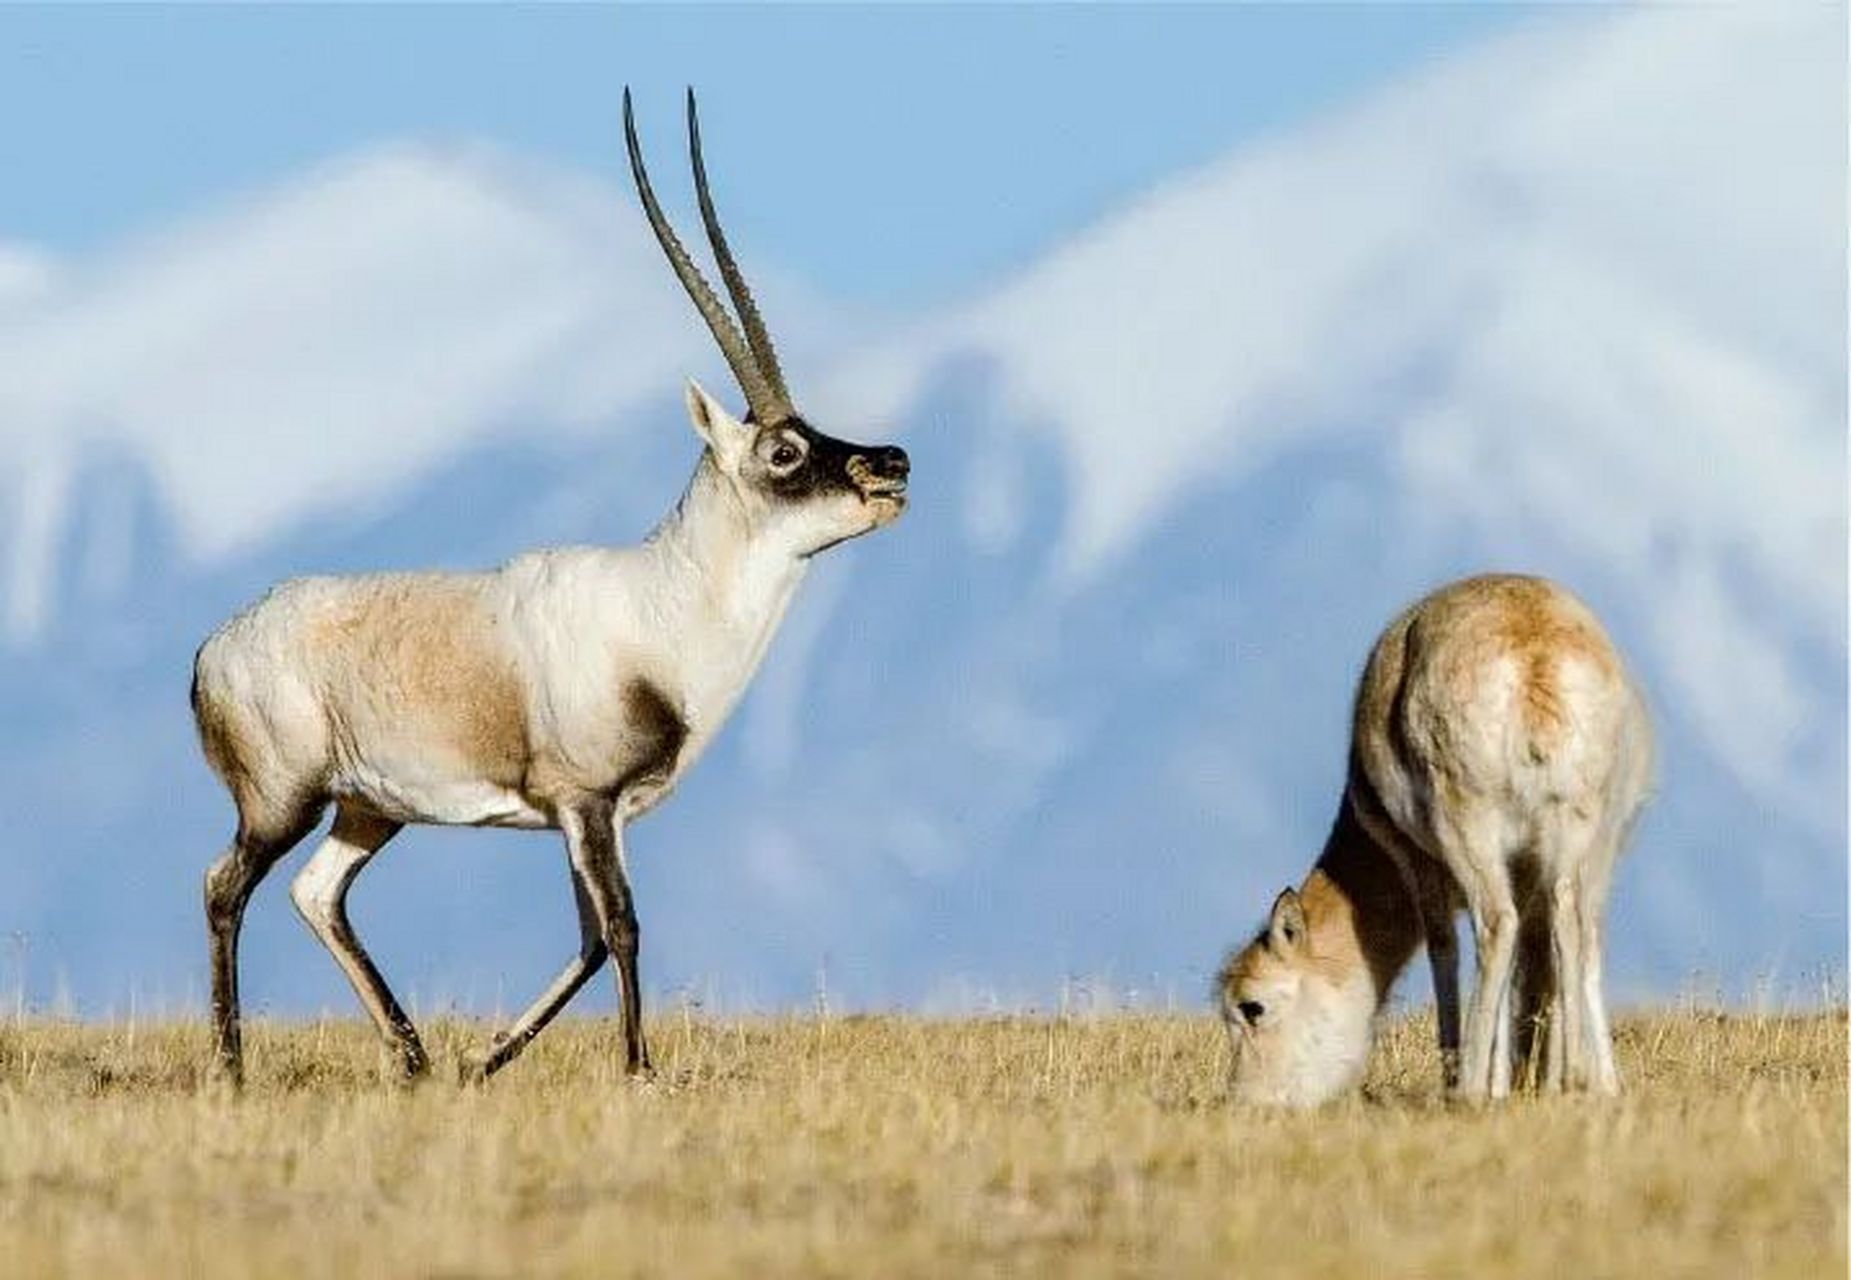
684, 378, 752, 466
1268, 887, 1308, 954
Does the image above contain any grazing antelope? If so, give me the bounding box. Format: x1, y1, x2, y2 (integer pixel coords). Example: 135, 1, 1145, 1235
192, 89, 910, 1085
1218, 575, 1652, 1106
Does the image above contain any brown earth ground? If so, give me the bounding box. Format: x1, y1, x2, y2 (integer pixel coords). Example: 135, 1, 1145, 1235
0, 1007, 1842, 1278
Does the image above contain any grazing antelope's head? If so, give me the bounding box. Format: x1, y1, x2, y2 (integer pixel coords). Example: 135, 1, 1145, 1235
1217, 888, 1374, 1108
626, 89, 910, 559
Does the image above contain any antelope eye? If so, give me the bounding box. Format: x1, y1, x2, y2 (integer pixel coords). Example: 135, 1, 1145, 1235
770, 442, 801, 469
1237, 1000, 1266, 1024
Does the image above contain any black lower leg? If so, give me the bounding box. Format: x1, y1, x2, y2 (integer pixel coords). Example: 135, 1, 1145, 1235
203, 809, 317, 1085
209, 927, 244, 1079
205, 858, 255, 1083
564, 801, 651, 1079
614, 917, 650, 1075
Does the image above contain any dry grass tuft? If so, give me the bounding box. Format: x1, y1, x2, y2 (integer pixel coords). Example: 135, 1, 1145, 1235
0, 1006, 1842, 1277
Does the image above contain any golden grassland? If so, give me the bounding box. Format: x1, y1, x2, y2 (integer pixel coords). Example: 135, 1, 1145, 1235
0, 1006, 1842, 1278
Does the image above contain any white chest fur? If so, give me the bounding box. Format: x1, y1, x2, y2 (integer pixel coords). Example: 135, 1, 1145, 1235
496, 532, 808, 818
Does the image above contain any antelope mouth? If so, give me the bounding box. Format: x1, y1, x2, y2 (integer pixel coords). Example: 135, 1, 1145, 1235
861, 486, 906, 528
847, 455, 908, 506
857, 482, 906, 533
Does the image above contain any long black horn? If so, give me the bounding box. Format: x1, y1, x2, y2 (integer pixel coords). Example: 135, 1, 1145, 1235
623, 87, 781, 422
687, 88, 791, 408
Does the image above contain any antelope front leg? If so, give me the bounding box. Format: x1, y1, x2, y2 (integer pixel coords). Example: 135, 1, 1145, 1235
1370, 812, 1461, 1091
1413, 863, 1462, 1090
561, 801, 652, 1078
472, 869, 608, 1080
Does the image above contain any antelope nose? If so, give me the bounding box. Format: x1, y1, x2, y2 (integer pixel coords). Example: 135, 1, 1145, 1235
876, 447, 910, 481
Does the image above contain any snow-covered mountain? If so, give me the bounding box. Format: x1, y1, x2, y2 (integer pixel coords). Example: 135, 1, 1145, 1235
0, 6, 1841, 1015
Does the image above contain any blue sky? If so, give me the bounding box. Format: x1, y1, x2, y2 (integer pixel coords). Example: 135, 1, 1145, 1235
1, 3, 1530, 307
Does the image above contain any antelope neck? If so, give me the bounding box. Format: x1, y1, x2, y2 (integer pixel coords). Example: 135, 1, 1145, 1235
653, 453, 806, 604
1299, 802, 1426, 1009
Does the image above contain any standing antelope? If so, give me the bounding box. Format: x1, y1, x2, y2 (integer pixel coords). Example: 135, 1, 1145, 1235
192, 89, 910, 1084
1217, 575, 1652, 1105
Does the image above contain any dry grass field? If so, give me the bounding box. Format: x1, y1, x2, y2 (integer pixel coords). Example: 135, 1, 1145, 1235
0, 1006, 1841, 1278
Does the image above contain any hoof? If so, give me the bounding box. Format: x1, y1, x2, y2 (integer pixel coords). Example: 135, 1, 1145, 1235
206, 1050, 245, 1093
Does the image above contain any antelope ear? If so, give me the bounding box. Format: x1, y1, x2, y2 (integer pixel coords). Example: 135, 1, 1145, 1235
684, 378, 751, 466
1267, 887, 1308, 954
